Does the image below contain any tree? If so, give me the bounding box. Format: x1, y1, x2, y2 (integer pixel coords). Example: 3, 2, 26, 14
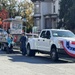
58, 0, 73, 29
0, 0, 17, 18
19, 1, 34, 32
65, 0, 75, 30
0, 0, 34, 32
7, 0, 17, 18
0, 0, 8, 10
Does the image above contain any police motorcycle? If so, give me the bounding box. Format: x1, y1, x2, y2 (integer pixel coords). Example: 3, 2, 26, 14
5, 34, 15, 54
0, 31, 14, 54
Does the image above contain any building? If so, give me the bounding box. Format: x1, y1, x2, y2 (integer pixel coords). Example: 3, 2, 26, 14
31, 0, 60, 32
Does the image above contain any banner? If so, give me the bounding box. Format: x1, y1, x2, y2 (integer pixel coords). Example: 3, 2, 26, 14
62, 40, 75, 57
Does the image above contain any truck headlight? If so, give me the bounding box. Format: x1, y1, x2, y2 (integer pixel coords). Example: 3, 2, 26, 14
58, 41, 63, 48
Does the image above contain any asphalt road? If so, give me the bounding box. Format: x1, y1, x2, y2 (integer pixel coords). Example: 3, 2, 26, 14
0, 49, 75, 75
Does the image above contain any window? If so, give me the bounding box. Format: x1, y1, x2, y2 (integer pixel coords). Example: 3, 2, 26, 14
40, 31, 46, 38
46, 31, 51, 39
52, 30, 75, 37
34, 3, 40, 14
35, 18, 40, 31
53, 5, 55, 13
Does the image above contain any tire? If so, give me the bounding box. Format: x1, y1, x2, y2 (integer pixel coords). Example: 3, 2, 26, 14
50, 48, 58, 61
27, 45, 35, 56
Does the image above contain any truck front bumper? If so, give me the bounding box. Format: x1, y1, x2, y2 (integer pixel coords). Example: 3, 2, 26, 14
57, 48, 75, 58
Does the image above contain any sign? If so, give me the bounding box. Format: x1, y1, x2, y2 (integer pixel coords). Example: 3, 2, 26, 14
10, 29, 22, 34
10, 21, 22, 34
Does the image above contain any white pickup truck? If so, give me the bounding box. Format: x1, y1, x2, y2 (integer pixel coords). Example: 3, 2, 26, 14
26, 29, 75, 61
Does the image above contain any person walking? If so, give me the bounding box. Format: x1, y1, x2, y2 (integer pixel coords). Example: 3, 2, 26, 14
20, 33, 27, 56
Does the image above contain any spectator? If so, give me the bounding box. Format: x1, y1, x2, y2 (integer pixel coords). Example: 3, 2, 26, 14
20, 33, 27, 56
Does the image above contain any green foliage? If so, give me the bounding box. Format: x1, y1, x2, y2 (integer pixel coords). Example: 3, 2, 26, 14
18, 1, 34, 32
59, 0, 73, 19
0, 0, 17, 18
58, 0, 73, 29
0, 0, 34, 32
65, 6, 75, 29
7, 0, 17, 18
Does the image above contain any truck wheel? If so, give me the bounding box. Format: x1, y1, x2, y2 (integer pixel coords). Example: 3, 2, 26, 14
50, 48, 58, 61
27, 45, 35, 56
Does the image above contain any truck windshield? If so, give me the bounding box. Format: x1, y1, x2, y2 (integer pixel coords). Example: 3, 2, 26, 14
52, 30, 75, 37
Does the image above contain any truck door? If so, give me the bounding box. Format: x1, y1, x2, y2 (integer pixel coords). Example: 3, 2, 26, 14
42, 31, 51, 51
37, 31, 46, 50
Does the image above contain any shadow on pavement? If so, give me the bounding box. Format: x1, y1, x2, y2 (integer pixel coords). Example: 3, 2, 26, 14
0, 50, 74, 64
8, 54, 72, 64
0, 50, 6, 54
0, 49, 21, 56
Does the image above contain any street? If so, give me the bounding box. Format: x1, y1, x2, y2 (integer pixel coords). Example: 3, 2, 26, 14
0, 49, 75, 75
